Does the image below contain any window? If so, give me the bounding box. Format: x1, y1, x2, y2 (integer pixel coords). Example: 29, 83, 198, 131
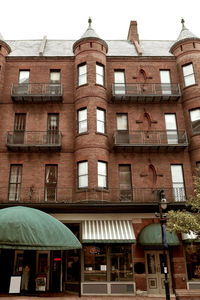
182, 63, 195, 87
47, 114, 59, 144
114, 70, 125, 95
164, 114, 178, 144
190, 109, 200, 134
8, 165, 22, 201
83, 244, 133, 282
13, 113, 26, 144
78, 63, 87, 86
98, 161, 107, 188
171, 165, 185, 201
19, 70, 30, 84
97, 108, 105, 133
119, 165, 132, 202
116, 113, 129, 143
78, 161, 88, 188
160, 70, 171, 94
96, 63, 104, 85
45, 165, 57, 202
78, 108, 87, 133
50, 70, 61, 83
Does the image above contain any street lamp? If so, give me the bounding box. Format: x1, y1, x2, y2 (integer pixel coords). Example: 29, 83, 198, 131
156, 189, 170, 300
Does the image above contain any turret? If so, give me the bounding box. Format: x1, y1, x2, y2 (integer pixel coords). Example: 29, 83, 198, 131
171, 19, 200, 175
73, 19, 109, 196
0, 33, 11, 101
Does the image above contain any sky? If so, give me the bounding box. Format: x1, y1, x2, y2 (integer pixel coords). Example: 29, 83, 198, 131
0, 0, 200, 41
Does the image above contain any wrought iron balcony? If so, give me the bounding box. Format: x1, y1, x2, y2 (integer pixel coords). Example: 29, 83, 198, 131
112, 83, 181, 102
1, 186, 186, 204
11, 83, 62, 103
6, 131, 62, 151
114, 130, 188, 151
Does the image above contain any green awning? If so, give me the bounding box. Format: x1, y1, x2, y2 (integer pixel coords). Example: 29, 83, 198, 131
0, 206, 81, 250
82, 220, 136, 243
138, 223, 179, 247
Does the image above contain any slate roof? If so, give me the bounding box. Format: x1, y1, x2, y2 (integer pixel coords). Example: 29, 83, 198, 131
5, 39, 174, 57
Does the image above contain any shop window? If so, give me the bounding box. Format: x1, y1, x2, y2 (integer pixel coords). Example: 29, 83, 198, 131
78, 161, 88, 188
78, 108, 87, 134
182, 63, 195, 87
190, 109, 200, 134
98, 161, 107, 189
83, 244, 133, 282
84, 245, 107, 281
8, 165, 22, 201
96, 63, 104, 86
97, 108, 106, 134
45, 165, 57, 202
185, 244, 200, 280
78, 63, 87, 86
110, 245, 133, 281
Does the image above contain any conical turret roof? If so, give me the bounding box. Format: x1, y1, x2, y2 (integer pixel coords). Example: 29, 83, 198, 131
170, 19, 200, 52
81, 17, 100, 39
0, 32, 11, 54
73, 17, 108, 52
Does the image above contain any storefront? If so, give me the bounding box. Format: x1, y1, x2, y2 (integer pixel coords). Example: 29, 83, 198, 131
81, 220, 136, 295
182, 232, 200, 289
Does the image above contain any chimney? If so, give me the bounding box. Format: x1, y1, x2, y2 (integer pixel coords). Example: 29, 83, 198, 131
127, 21, 142, 55
127, 21, 139, 43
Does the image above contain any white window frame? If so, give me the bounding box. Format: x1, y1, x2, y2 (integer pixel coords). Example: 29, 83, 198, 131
98, 161, 107, 189
114, 70, 125, 95
171, 165, 186, 202
190, 108, 200, 134
160, 70, 171, 95
78, 161, 88, 188
97, 108, 106, 134
78, 63, 87, 86
165, 114, 178, 144
182, 63, 195, 87
96, 63, 104, 86
78, 108, 87, 134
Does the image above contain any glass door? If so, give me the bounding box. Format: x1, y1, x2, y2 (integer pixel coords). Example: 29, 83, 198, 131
145, 250, 171, 295
160, 70, 171, 95
36, 251, 50, 291
114, 70, 125, 95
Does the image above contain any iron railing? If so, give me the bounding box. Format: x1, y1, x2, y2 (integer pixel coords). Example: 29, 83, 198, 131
114, 130, 188, 146
6, 131, 62, 147
11, 83, 62, 100
1, 186, 186, 203
112, 83, 181, 100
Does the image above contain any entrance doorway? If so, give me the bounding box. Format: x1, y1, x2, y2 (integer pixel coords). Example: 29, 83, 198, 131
145, 250, 171, 295
36, 251, 50, 291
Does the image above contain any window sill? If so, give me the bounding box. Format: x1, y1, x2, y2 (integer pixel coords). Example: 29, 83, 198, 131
95, 83, 106, 90
76, 83, 88, 89
183, 83, 198, 90
76, 132, 89, 137
95, 131, 107, 137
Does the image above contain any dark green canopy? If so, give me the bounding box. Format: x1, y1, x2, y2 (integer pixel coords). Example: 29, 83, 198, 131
138, 223, 180, 247
0, 206, 81, 250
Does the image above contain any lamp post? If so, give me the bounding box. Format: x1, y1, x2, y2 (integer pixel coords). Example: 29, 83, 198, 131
156, 190, 170, 300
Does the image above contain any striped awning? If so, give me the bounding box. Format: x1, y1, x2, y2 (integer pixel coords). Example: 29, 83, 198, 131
82, 220, 136, 243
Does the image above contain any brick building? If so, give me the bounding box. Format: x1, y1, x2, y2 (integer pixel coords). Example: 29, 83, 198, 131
0, 18, 200, 298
